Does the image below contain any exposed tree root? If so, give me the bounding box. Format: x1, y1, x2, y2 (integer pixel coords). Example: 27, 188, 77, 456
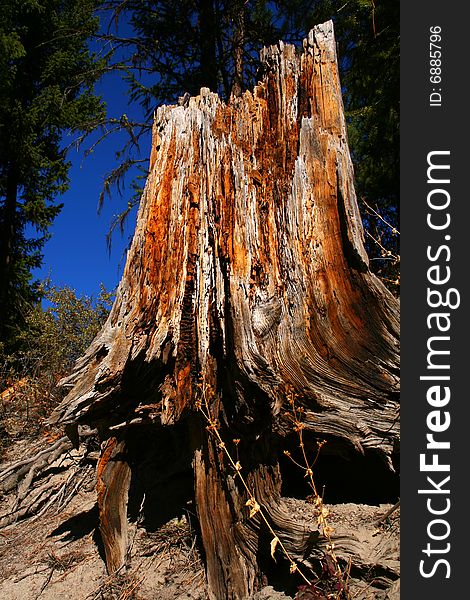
0, 429, 97, 529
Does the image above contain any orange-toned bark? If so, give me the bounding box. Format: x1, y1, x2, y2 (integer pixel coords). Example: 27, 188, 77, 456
96, 438, 130, 574
51, 21, 399, 598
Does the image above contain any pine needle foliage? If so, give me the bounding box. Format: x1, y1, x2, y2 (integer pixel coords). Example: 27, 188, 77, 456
0, 0, 107, 349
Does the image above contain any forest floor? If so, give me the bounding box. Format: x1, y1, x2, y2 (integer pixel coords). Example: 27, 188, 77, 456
0, 435, 399, 600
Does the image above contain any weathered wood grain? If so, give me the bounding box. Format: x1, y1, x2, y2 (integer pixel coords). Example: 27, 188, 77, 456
49, 21, 399, 598
96, 437, 131, 574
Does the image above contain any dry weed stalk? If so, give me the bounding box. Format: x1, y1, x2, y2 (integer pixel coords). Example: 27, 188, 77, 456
196, 382, 353, 597
195, 382, 312, 586
283, 391, 351, 599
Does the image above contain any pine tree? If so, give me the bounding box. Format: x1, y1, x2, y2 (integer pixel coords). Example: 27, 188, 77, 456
0, 0, 106, 350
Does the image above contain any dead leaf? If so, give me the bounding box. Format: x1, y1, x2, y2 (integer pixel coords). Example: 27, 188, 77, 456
245, 497, 260, 518
270, 536, 279, 560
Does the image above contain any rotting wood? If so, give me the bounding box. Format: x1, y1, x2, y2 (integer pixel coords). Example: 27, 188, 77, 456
96, 437, 131, 574
48, 20, 399, 598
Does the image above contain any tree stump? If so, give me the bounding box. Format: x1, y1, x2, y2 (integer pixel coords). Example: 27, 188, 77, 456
50, 21, 399, 599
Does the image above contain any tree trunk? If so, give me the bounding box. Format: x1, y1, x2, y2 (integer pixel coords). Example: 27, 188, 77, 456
50, 21, 399, 598
0, 165, 18, 340
199, 0, 218, 92
231, 0, 245, 97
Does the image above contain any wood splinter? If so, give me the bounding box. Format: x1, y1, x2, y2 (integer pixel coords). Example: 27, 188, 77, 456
96, 438, 131, 574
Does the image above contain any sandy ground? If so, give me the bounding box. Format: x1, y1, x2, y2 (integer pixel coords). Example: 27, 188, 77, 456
0, 438, 399, 600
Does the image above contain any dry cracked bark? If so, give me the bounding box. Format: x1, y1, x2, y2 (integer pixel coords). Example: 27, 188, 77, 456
49, 21, 399, 599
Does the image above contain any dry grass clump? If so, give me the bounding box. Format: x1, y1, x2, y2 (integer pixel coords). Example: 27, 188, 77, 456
88, 571, 144, 600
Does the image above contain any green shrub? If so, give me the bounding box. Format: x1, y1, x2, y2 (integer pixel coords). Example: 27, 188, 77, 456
0, 282, 113, 447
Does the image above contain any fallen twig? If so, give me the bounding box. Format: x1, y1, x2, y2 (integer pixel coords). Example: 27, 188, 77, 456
374, 501, 400, 527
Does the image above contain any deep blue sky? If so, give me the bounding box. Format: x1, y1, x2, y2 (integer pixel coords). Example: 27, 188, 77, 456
34, 30, 150, 301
